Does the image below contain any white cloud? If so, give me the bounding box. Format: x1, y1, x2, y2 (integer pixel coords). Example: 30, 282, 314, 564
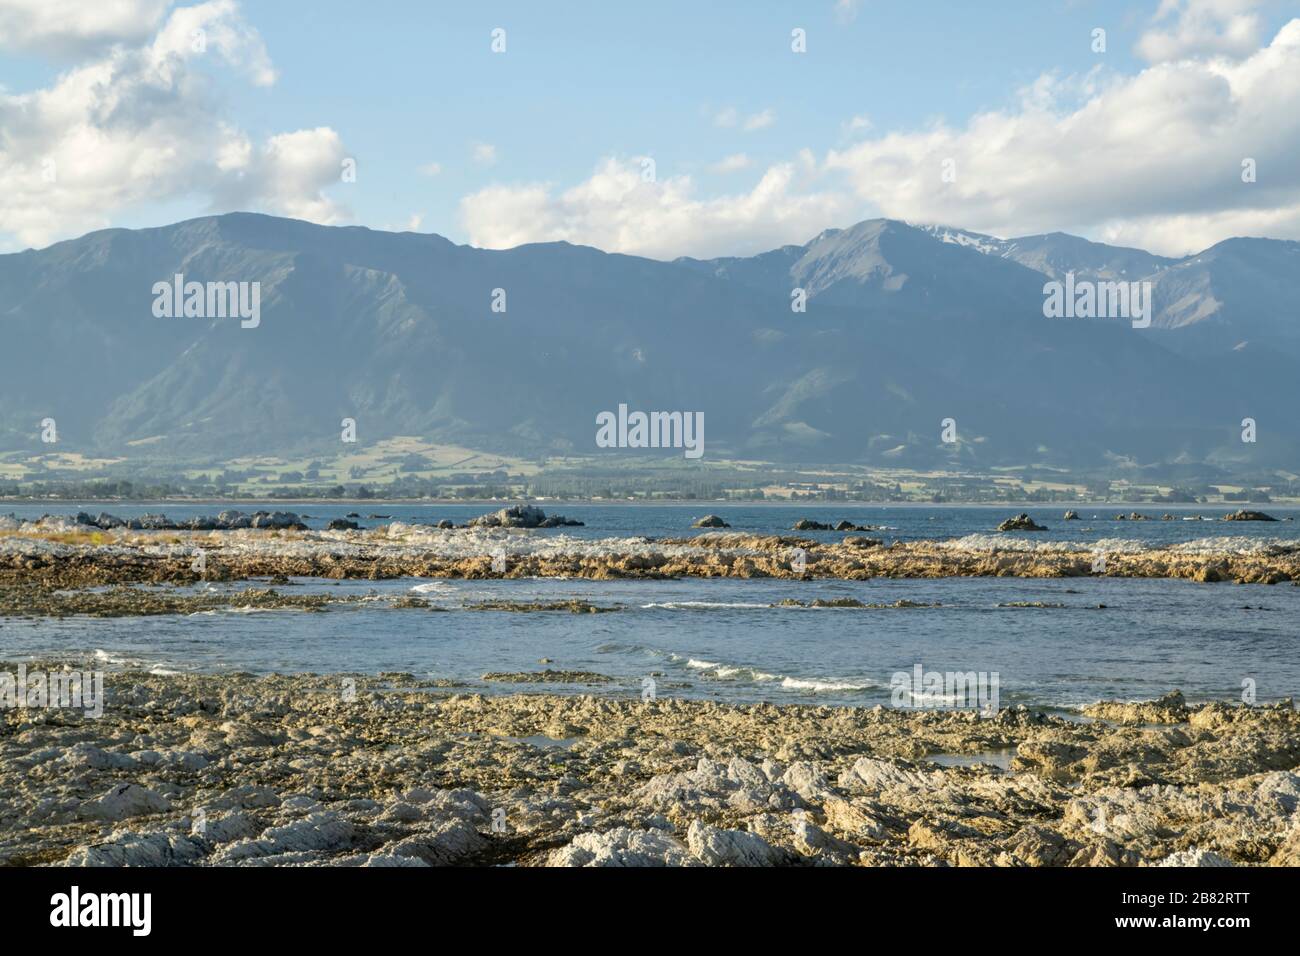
713, 106, 776, 131
823, 18, 1300, 255
1098, 202, 1300, 255
0, 0, 345, 249
0, 0, 173, 57
709, 153, 752, 173
472, 142, 498, 166
216, 127, 350, 224
459, 157, 852, 260
419, 161, 443, 176
1138, 0, 1264, 62
151, 0, 276, 86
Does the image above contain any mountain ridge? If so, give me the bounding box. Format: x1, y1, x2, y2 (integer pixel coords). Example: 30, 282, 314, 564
2, 212, 1297, 473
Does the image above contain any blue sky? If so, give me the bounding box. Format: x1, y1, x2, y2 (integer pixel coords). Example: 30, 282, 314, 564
2, 0, 1299, 256
214, 0, 1155, 236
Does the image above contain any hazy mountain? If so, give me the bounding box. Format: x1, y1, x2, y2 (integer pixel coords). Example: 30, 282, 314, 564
915, 224, 1178, 283
910, 224, 1300, 359
1, 212, 1297, 473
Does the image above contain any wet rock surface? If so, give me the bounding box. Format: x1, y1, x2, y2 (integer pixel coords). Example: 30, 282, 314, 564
467, 506, 583, 529
1223, 510, 1278, 522
692, 515, 730, 528
1, 666, 1296, 867
793, 519, 879, 532
68, 510, 309, 532
4, 521, 1300, 589
997, 514, 1048, 532
0, 584, 336, 618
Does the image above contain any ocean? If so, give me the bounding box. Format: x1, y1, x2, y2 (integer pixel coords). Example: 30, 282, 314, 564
3, 503, 1298, 711
4, 500, 1297, 544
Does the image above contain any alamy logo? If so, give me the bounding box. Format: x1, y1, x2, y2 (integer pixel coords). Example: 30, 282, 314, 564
890, 663, 999, 716
152, 273, 261, 328
50, 886, 151, 936
1043, 272, 1152, 328
1, 664, 103, 718
596, 404, 704, 459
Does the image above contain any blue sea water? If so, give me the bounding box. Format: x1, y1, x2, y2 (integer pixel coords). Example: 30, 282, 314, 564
5, 500, 1298, 545
2, 504, 1299, 710
2, 503, 1298, 710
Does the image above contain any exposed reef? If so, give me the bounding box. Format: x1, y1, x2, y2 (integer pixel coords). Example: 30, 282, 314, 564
2, 666, 1295, 867
3, 518, 1299, 587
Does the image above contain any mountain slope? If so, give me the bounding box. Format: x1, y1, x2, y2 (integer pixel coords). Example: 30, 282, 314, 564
0, 212, 1296, 472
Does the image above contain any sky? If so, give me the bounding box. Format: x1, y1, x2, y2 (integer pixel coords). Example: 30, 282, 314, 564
1, 0, 1298, 258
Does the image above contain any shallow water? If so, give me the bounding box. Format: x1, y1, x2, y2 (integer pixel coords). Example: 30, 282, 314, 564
3, 571, 1297, 710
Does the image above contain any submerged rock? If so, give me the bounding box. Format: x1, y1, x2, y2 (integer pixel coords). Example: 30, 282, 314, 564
481, 669, 612, 684
464, 600, 616, 614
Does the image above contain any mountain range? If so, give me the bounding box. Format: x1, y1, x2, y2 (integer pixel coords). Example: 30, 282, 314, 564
2, 212, 1298, 474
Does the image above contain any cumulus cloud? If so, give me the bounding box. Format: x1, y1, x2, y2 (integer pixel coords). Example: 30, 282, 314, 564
460, 157, 852, 259
151, 0, 276, 85
0, 0, 344, 249
462, 16, 1298, 258
0, 0, 173, 57
214, 127, 349, 224
1138, 0, 1264, 62
823, 18, 1300, 254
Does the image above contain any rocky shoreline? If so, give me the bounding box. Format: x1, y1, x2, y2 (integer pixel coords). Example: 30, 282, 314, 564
1, 666, 1296, 867
3, 517, 1300, 588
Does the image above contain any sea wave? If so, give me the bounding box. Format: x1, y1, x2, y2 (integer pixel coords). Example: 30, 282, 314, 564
780, 676, 875, 692
677, 654, 870, 693
409, 582, 457, 594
